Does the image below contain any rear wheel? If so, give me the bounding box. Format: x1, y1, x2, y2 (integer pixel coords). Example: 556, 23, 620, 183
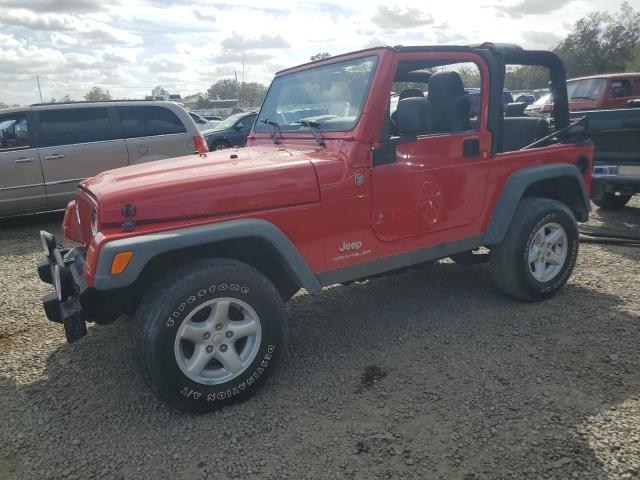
592, 192, 631, 210
133, 258, 286, 412
490, 197, 579, 301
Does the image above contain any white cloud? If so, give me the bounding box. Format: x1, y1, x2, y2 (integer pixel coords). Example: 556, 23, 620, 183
0, 0, 613, 106
221, 32, 290, 50
371, 5, 434, 32
0, 0, 110, 13
494, 0, 575, 18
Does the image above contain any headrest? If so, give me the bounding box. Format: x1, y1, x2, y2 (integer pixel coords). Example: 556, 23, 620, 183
396, 97, 433, 135
399, 88, 424, 101
428, 71, 465, 100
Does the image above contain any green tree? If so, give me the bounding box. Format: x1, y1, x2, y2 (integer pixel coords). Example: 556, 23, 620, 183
310, 52, 331, 61
625, 43, 640, 71
457, 65, 481, 88
207, 79, 238, 100
505, 66, 550, 90
84, 87, 111, 101
239, 82, 268, 102
152, 85, 168, 98
555, 2, 640, 77
184, 92, 210, 109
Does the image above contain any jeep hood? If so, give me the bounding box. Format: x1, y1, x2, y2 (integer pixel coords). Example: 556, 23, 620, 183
81, 146, 322, 225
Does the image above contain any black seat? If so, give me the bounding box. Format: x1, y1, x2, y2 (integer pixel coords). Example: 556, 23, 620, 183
390, 88, 425, 134
398, 88, 424, 100
427, 72, 471, 133
395, 97, 433, 136
502, 117, 550, 151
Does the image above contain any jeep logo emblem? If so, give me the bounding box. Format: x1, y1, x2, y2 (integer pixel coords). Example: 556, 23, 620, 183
339, 240, 363, 252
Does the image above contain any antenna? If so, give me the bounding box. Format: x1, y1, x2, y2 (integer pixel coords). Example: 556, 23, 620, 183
36, 76, 43, 103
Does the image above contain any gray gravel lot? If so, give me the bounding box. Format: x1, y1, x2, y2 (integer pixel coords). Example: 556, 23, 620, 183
1, 200, 639, 480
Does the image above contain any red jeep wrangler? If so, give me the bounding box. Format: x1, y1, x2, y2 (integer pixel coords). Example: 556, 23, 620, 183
38, 44, 592, 412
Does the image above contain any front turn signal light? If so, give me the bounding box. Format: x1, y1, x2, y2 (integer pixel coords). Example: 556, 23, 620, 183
110, 251, 134, 275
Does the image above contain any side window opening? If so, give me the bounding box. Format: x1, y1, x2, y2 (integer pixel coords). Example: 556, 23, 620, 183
0, 114, 30, 151
38, 108, 113, 148
610, 79, 631, 99
388, 60, 482, 138
501, 64, 552, 153
117, 106, 187, 138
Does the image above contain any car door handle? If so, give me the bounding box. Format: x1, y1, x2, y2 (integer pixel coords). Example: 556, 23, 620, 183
14, 157, 35, 163
44, 154, 65, 161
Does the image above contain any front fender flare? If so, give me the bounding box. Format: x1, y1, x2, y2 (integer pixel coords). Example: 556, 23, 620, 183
93, 219, 322, 293
482, 163, 590, 245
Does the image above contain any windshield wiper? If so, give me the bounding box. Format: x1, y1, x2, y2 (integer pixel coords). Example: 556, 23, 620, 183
295, 120, 325, 146
570, 96, 594, 100
261, 118, 281, 144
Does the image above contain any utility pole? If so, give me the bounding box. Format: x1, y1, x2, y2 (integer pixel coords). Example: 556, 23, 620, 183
36, 76, 43, 103
242, 56, 245, 110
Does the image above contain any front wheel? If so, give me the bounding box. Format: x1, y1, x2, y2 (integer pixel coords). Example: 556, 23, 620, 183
133, 259, 286, 412
490, 197, 579, 301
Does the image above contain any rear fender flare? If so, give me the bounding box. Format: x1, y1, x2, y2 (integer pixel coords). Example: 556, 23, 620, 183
93, 219, 321, 293
482, 163, 590, 245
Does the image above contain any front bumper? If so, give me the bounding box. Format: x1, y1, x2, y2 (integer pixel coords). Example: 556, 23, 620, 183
37, 231, 88, 343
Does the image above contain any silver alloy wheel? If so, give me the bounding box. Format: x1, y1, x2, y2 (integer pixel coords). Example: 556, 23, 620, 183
527, 222, 568, 282
174, 297, 262, 385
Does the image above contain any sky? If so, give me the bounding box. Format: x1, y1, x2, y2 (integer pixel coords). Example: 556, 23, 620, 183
0, 0, 638, 105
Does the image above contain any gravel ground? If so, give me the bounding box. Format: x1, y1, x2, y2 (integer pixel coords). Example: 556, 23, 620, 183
0, 199, 639, 480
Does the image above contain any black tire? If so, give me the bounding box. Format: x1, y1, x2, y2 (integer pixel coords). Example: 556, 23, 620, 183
133, 258, 286, 412
592, 192, 631, 210
211, 141, 231, 151
490, 197, 579, 302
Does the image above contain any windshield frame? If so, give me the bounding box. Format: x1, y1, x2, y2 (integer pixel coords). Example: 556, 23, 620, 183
255, 54, 379, 134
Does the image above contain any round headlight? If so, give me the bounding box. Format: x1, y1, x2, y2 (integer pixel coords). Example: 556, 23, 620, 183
53, 265, 63, 301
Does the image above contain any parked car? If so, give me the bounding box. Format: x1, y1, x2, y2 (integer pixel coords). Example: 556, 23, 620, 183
570, 107, 640, 209
515, 94, 536, 105
188, 112, 220, 131
202, 111, 257, 150
531, 73, 640, 116
466, 88, 514, 115
525, 93, 553, 120
566, 73, 640, 111
37, 43, 592, 412
0, 101, 207, 217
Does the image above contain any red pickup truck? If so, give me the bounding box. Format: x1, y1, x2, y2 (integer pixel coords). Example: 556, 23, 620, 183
567, 73, 640, 111
37, 43, 592, 411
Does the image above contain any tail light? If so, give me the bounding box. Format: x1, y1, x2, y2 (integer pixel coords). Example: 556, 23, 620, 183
193, 135, 209, 154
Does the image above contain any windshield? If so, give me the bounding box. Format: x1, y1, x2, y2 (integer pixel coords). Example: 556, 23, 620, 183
212, 113, 245, 130
255, 55, 378, 132
567, 78, 607, 101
